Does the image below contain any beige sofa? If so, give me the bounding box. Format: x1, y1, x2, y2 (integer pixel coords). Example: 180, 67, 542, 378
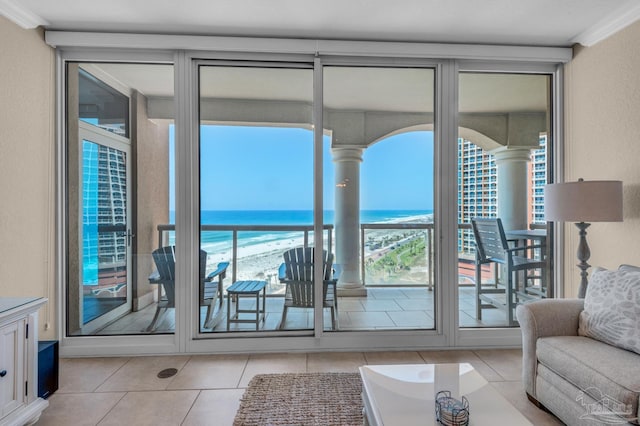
516, 273, 640, 426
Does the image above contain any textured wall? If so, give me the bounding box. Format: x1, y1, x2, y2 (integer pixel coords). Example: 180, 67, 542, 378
563, 20, 640, 297
0, 16, 56, 338
132, 91, 170, 310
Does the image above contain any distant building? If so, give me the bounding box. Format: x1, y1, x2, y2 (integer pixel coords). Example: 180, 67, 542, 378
457, 135, 548, 256
457, 138, 498, 255
529, 135, 547, 225
82, 140, 127, 296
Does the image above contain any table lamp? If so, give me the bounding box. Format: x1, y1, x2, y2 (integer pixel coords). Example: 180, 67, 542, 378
544, 179, 623, 298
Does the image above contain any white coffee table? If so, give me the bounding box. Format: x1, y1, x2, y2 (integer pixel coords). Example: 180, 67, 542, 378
359, 363, 532, 425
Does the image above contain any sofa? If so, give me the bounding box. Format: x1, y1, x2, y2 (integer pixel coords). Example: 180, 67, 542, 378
516, 265, 640, 426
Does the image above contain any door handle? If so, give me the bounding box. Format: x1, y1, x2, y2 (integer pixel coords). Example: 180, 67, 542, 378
127, 229, 135, 246
0, 370, 7, 377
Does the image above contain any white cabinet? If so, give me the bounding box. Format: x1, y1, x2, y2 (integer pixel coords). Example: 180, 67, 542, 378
0, 319, 25, 418
0, 298, 48, 426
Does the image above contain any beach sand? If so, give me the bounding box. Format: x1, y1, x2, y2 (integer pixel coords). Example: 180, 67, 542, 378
205, 235, 309, 283
203, 214, 434, 284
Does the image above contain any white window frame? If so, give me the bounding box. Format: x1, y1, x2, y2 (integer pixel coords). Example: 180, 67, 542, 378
454, 61, 564, 347
52, 33, 569, 356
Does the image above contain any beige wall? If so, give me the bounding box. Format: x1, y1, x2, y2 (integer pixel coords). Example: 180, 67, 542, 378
563, 20, 640, 297
132, 91, 170, 310
0, 16, 56, 338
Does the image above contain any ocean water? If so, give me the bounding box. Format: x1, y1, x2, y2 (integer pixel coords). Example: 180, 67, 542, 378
168, 210, 433, 253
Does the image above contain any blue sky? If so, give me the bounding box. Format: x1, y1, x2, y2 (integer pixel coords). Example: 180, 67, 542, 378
170, 125, 434, 211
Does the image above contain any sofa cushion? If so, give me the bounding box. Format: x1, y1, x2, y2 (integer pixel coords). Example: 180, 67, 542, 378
537, 336, 640, 422
578, 267, 640, 355
537, 365, 617, 426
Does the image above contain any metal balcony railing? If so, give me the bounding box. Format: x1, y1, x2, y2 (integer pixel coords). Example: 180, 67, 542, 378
154, 222, 482, 291
156, 224, 334, 284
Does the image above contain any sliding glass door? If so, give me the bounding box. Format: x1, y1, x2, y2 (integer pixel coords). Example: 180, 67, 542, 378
77, 123, 132, 332
457, 71, 553, 328
66, 64, 133, 335
65, 62, 175, 337
197, 63, 314, 333
323, 66, 436, 331
59, 47, 560, 353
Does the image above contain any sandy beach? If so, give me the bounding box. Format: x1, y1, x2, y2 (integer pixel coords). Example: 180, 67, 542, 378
203, 214, 434, 284
205, 235, 307, 283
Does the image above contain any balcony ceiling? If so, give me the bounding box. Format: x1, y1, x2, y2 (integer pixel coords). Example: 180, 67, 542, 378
3, 0, 640, 48
87, 64, 548, 115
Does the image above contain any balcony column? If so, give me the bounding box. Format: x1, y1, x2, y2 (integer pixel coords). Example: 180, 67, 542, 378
332, 146, 367, 296
491, 147, 532, 231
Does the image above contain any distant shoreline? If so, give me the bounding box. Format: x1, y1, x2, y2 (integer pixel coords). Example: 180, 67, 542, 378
201, 213, 434, 285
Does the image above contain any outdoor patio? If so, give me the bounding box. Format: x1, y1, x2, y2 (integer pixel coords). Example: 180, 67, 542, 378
95, 286, 513, 335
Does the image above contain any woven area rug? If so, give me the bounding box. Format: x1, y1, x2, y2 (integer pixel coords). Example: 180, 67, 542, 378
234, 372, 363, 425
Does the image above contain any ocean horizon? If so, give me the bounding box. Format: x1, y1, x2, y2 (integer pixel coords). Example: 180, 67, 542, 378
167, 209, 434, 253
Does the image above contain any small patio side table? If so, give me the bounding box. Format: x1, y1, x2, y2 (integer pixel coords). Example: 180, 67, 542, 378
226, 280, 267, 331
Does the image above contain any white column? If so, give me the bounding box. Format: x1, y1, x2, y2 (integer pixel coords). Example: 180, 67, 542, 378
491, 147, 532, 231
332, 146, 367, 296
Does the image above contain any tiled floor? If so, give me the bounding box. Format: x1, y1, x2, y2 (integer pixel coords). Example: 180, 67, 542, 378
36, 349, 563, 425
96, 286, 514, 335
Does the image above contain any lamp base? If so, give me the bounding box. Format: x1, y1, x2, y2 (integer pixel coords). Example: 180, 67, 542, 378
575, 222, 591, 298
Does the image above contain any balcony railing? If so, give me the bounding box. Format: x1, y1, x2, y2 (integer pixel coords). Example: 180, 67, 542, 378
361, 222, 437, 289
154, 222, 482, 291
157, 223, 334, 285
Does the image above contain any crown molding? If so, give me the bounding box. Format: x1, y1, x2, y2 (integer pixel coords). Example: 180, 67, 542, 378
5, 0, 637, 47
572, 0, 640, 46
0, 0, 48, 29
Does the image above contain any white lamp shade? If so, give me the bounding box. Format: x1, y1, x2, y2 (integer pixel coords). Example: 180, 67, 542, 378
544, 180, 623, 222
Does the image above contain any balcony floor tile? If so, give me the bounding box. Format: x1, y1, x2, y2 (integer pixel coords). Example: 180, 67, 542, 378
90, 285, 516, 334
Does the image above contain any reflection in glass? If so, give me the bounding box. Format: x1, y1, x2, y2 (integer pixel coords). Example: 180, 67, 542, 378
458, 72, 552, 328
66, 62, 175, 336
81, 140, 128, 323
78, 68, 129, 137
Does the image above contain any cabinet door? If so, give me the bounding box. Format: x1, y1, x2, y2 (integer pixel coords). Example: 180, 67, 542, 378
0, 319, 25, 418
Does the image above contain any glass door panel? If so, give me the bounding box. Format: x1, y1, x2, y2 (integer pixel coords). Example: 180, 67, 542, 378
66, 62, 175, 336
76, 124, 132, 333
323, 66, 436, 331
198, 64, 314, 333
457, 72, 552, 328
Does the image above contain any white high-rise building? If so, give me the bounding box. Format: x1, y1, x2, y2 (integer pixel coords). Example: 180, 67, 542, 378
457, 138, 498, 255
457, 135, 548, 256
529, 135, 547, 225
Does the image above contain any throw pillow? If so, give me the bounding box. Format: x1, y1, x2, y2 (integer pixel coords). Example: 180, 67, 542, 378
578, 267, 640, 355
